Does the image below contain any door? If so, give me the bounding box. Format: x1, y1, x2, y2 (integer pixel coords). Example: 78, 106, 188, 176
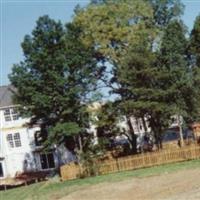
40, 153, 55, 170
0, 162, 4, 178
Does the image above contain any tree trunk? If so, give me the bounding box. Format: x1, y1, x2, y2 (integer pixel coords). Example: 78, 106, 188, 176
78, 135, 83, 153
149, 117, 162, 150
126, 116, 137, 154
178, 115, 184, 147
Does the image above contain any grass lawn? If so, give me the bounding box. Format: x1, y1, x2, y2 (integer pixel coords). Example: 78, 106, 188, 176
1, 159, 200, 200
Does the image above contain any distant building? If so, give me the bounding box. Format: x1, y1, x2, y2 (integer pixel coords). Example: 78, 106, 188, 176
87, 102, 151, 144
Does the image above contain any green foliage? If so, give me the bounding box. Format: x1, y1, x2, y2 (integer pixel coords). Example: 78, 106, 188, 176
108, 19, 196, 148
147, 0, 184, 27
159, 20, 199, 122
9, 15, 100, 148
72, 0, 199, 150
190, 15, 200, 67
90, 0, 108, 4
115, 37, 172, 147
188, 15, 200, 121
74, 0, 155, 63
78, 138, 108, 177
93, 102, 121, 138
8, 1, 200, 155
45, 122, 81, 147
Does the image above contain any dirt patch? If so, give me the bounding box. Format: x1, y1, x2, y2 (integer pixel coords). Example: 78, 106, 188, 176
62, 168, 200, 200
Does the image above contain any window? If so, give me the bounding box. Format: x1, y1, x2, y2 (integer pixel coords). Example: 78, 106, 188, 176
14, 133, 22, 147
34, 131, 43, 146
4, 108, 19, 122
0, 163, 4, 177
40, 153, 55, 169
4, 109, 11, 121
7, 133, 22, 148
12, 108, 20, 120
7, 134, 14, 148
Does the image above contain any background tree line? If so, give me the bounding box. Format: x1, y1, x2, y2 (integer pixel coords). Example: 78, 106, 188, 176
9, 0, 200, 157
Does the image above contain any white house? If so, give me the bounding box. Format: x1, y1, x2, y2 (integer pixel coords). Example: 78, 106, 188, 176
0, 85, 75, 179
0, 86, 152, 179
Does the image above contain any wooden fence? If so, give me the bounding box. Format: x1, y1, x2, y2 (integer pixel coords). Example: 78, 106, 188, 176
60, 145, 200, 181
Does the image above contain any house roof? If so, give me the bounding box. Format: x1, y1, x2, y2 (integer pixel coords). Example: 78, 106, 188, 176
0, 85, 16, 108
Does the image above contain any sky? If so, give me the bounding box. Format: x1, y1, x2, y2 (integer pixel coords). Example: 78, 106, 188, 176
0, 0, 200, 86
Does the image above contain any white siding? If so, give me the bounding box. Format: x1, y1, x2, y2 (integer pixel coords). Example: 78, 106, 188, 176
0, 107, 41, 178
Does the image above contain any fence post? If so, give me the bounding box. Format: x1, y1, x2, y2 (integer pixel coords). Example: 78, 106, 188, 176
116, 157, 120, 172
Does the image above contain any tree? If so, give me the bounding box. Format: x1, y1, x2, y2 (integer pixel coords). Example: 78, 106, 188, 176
76, 1, 198, 151
147, 0, 184, 27
9, 16, 101, 150
188, 15, 200, 123
113, 19, 197, 149
190, 15, 200, 67
158, 19, 200, 146
91, 0, 185, 28
93, 102, 120, 139
74, 0, 155, 63
90, 101, 136, 155
74, 0, 155, 153
90, 0, 108, 4
159, 20, 189, 146
114, 38, 170, 149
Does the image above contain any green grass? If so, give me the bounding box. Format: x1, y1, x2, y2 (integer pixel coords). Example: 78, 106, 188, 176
1, 159, 200, 200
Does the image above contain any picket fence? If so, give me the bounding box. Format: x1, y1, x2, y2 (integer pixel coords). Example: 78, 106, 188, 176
60, 145, 200, 181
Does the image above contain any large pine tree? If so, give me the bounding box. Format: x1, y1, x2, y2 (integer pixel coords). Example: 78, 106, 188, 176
9, 16, 101, 149
190, 15, 200, 67
188, 15, 200, 122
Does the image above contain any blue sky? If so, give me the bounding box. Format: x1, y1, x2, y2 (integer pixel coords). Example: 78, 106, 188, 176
0, 0, 200, 86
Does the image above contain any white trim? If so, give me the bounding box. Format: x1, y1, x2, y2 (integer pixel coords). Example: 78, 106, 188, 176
0, 105, 20, 110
